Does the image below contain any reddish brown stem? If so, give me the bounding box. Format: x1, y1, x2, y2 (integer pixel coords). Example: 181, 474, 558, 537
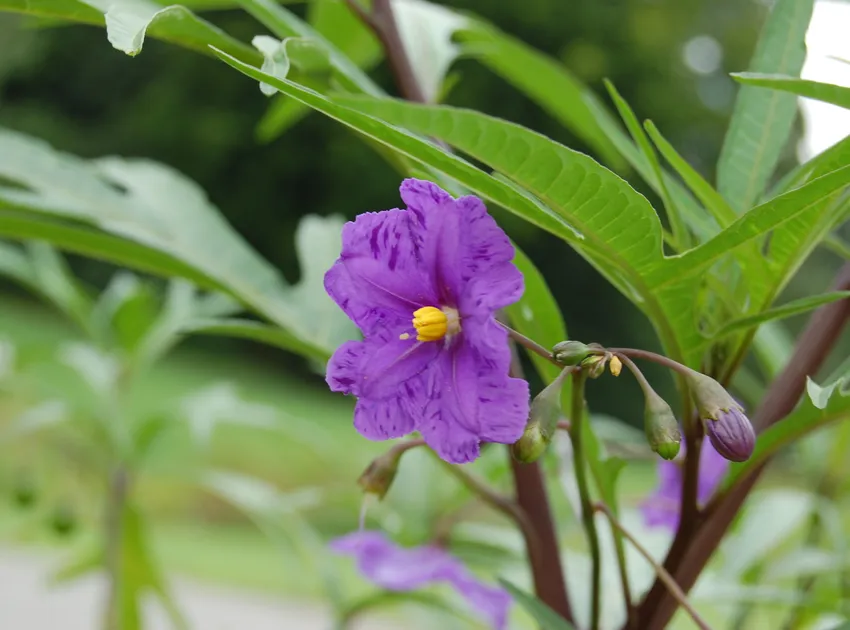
636, 263, 850, 630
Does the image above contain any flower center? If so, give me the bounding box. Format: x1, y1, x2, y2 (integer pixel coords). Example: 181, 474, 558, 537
410, 306, 461, 342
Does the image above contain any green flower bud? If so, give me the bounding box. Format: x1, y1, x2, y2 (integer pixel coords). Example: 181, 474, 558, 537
512, 421, 550, 463
512, 367, 570, 463
582, 355, 607, 379
552, 341, 592, 366
357, 450, 401, 500
644, 390, 681, 460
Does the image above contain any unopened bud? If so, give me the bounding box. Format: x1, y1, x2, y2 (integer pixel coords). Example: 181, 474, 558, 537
582, 354, 607, 379
553, 341, 591, 366
512, 368, 570, 463
684, 369, 742, 422
609, 356, 622, 377
644, 390, 681, 460
357, 450, 401, 500
705, 408, 755, 462
512, 421, 550, 463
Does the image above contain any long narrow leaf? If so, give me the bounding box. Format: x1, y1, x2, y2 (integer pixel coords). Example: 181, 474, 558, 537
732, 73, 850, 110
717, 0, 815, 211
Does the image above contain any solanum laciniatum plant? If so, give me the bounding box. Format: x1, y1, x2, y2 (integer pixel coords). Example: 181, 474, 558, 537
1, 0, 849, 628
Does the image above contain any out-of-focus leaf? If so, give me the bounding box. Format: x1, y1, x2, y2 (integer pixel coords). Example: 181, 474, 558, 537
236, 0, 381, 95
504, 243, 566, 385
498, 579, 576, 630
720, 489, 816, 578
709, 291, 850, 342
456, 20, 623, 169
81, 0, 260, 62
339, 590, 468, 626
823, 234, 850, 260
59, 342, 120, 397
180, 382, 280, 446
806, 376, 846, 410
0, 400, 67, 443
50, 543, 102, 583
727, 385, 850, 488
27, 242, 94, 328
90, 272, 158, 351
391, 0, 468, 103
180, 317, 326, 357
767, 547, 846, 581
0, 130, 356, 359
202, 470, 322, 516
0, 337, 14, 381
752, 320, 794, 379
732, 73, 850, 110
717, 0, 815, 211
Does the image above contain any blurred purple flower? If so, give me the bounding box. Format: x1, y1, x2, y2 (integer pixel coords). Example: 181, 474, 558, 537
640, 438, 729, 531
324, 179, 528, 463
331, 530, 511, 629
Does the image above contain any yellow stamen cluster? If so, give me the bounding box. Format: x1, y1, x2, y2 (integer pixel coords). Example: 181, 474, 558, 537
410, 306, 460, 342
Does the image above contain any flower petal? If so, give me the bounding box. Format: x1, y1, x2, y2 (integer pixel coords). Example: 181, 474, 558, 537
325, 208, 436, 335
417, 338, 528, 463
331, 530, 512, 629
353, 376, 427, 440
326, 332, 438, 400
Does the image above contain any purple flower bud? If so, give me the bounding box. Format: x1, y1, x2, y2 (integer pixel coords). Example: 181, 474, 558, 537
705, 407, 755, 463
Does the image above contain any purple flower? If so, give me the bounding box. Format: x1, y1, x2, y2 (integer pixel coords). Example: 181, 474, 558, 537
324, 179, 529, 463
331, 530, 511, 629
640, 438, 729, 531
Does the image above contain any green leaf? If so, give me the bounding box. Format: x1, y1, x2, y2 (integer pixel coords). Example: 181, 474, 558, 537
180, 317, 326, 357
806, 376, 843, 411
726, 385, 850, 488
456, 21, 624, 169
823, 233, 850, 260
498, 579, 576, 630
603, 80, 687, 249
717, 0, 814, 212
0, 400, 67, 444
644, 120, 737, 229
732, 73, 850, 110
709, 291, 850, 341
256, 0, 383, 140
0, 129, 356, 358
650, 165, 850, 287
86, 0, 260, 62
236, 0, 381, 95
505, 243, 566, 384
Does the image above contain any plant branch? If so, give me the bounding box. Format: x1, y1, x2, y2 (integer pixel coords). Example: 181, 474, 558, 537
606, 347, 696, 378
103, 465, 129, 630
595, 503, 713, 630
507, 334, 574, 623
570, 370, 601, 630
436, 457, 540, 560
500, 322, 563, 367
344, 0, 427, 103
637, 262, 850, 630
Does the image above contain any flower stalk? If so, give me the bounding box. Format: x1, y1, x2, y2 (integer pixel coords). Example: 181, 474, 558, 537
570, 369, 602, 630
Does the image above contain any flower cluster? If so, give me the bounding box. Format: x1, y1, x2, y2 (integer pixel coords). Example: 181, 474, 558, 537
324, 179, 529, 464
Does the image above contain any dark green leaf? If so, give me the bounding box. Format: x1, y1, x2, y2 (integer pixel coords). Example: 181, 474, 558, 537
717, 0, 815, 211
603, 80, 686, 249
456, 21, 623, 169
180, 317, 327, 358
498, 579, 576, 630
732, 73, 850, 110
505, 243, 565, 384
708, 291, 850, 341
